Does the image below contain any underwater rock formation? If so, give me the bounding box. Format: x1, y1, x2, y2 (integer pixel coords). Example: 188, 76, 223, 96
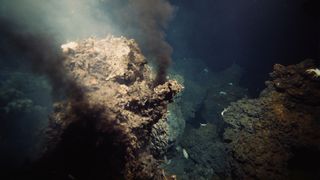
39, 37, 182, 179
167, 101, 185, 142
163, 62, 247, 179
223, 60, 320, 179
167, 124, 230, 179
269, 59, 320, 105
169, 59, 247, 132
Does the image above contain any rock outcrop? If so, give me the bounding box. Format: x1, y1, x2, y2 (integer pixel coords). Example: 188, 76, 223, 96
163, 62, 248, 179
37, 37, 182, 179
223, 60, 320, 179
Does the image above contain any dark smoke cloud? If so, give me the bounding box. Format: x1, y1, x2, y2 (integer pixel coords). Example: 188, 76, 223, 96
0, 1, 175, 178
0, 18, 84, 101
1, 0, 175, 86
120, 0, 175, 85
0, 17, 125, 179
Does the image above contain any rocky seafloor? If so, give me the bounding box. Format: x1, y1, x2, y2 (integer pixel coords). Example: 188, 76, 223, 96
223, 60, 320, 179
164, 59, 320, 179
1, 35, 320, 180
0, 36, 182, 180
42, 37, 184, 180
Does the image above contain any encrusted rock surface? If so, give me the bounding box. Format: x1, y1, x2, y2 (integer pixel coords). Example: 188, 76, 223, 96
40, 36, 182, 179
223, 60, 320, 179
163, 62, 247, 179
180, 124, 231, 179
269, 59, 320, 105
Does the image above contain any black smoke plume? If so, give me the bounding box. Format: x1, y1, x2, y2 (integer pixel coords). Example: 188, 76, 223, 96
0, 18, 84, 101
123, 0, 175, 85
0, 1, 176, 178
1, 0, 175, 86
0, 17, 123, 179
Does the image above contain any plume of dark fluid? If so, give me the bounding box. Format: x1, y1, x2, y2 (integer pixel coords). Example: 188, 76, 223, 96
0, 18, 84, 101
126, 0, 175, 85
0, 17, 127, 179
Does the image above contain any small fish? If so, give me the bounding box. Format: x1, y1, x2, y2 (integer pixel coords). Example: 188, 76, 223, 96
182, 148, 189, 159
219, 91, 227, 95
200, 123, 207, 127
221, 108, 228, 116
228, 82, 233, 86
203, 68, 209, 73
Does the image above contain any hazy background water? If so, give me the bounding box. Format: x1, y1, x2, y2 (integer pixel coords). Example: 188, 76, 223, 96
168, 0, 320, 95
0, 0, 319, 178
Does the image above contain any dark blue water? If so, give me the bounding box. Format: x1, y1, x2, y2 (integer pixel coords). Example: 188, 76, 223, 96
0, 0, 319, 179
168, 0, 320, 95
